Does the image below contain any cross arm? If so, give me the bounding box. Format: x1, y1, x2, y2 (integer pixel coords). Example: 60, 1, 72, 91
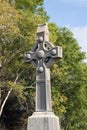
44, 46, 62, 68
24, 50, 38, 67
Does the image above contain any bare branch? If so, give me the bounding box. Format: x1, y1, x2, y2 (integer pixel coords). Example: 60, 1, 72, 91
0, 88, 12, 117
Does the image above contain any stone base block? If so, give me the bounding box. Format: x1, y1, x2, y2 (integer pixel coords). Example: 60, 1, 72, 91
27, 112, 61, 130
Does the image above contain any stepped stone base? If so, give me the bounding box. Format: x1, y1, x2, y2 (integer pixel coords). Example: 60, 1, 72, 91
27, 112, 61, 130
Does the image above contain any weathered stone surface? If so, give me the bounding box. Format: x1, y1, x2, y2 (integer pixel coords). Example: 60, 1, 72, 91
27, 112, 61, 130
24, 23, 62, 130
24, 23, 62, 112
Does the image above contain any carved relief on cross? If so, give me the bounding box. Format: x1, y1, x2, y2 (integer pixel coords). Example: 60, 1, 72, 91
24, 23, 62, 112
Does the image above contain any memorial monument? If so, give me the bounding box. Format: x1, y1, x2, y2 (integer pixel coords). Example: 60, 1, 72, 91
24, 23, 62, 130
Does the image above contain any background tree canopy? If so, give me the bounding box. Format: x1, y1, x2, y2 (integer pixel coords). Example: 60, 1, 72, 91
0, 1, 87, 130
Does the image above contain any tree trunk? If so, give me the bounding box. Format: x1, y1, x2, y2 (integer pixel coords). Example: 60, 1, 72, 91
0, 88, 12, 117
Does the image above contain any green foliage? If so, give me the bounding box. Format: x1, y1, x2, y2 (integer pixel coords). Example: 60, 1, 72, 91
0, 1, 87, 130
0, 1, 48, 129
15, 0, 43, 11
48, 23, 59, 43
49, 25, 87, 130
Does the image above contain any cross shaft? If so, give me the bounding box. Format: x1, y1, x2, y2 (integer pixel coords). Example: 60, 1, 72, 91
24, 23, 62, 112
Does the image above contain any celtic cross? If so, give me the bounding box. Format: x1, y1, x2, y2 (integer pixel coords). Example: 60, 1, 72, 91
24, 23, 62, 112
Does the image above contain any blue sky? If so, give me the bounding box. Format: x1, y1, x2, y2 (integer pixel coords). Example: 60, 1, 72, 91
44, 0, 87, 61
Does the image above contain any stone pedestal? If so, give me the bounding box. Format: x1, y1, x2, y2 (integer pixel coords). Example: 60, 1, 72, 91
27, 112, 61, 130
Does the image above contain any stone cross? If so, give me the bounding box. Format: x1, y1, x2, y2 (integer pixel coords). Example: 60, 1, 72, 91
24, 23, 62, 112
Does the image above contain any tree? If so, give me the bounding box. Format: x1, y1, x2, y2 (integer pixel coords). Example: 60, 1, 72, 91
49, 24, 87, 130
0, 1, 87, 130
0, 0, 49, 129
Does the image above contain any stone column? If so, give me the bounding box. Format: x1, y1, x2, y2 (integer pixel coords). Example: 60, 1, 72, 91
24, 23, 62, 130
